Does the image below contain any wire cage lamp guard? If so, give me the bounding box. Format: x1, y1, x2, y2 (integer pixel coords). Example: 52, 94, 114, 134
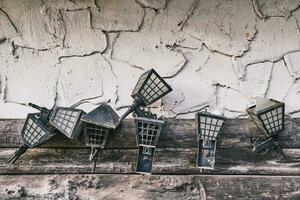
247, 98, 285, 157
49, 106, 85, 139
81, 103, 120, 173
134, 117, 164, 174
195, 111, 226, 170
120, 69, 172, 121
8, 103, 55, 164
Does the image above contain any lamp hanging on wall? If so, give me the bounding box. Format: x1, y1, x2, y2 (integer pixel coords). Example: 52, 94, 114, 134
134, 117, 164, 174
120, 69, 172, 121
8, 103, 55, 164
195, 111, 226, 170
49, 106, 85, 139
81, 103, 120, 173
247, 97, 285, 157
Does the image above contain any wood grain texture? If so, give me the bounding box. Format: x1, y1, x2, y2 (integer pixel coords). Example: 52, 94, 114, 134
1, 118, 299, 199
0, 118, 299, 148
0, 174, 299, 200
1, 147, 299, 175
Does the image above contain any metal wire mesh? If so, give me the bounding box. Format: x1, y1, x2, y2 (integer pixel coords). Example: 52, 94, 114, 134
259, 106, 283, 135
196, 112, 225, 141
248, 112, 269, 137
84, 123, 109, 148
49, 107, 82, 137
22, 114, 50, 147
135, 118, 164, 147
139, 73, 170, 105
132, 69, 172, 106
247, 100, 284, 137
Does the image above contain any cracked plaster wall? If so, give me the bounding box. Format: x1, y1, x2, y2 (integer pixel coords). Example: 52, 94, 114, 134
1, 0, 300, 119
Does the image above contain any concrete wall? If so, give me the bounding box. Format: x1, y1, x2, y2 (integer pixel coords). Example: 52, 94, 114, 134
0, 0, 300, 119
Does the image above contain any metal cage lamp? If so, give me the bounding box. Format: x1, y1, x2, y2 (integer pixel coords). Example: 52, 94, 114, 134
49, 106, 85, 139
120, 69, 172, 121
246, 98, 285, 156
134, 117, 164, 174
195, 111, 226, 170
8, 103, 56, 164
81, 103, 120, 173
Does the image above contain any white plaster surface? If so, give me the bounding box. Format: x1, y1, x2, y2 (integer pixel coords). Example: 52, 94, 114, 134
1, 0, 300, 119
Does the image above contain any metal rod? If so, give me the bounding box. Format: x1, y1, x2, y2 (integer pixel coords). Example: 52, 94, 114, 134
8, 145, 28, 164
252, 137, 275, 153
274, 140, 286, 159
28, 103, 43, 111
119, 100, 140, 122
89, 147, 99, 173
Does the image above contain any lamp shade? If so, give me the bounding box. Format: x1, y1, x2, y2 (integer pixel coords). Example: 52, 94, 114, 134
81, 104, 120, 148
134, 117, 164, 147
22, 113, 54, 148
131, 69, 172, 107
195, 111, 225, 170
196, 112, 226, 141
49, 106, 85, 139
247, 99, 284, 137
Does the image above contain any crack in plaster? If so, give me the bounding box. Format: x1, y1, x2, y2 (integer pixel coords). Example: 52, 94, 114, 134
91, 0, 146, 32
110, 32, 145, 71
2, 0, 300, 118
182, 0, 258, 58
58, 51, 102, 64
263, 63, 274, 97
162, 49, 188, 79
252, 0, 267, 20
135, 0, 166, 10
177, 0, 200, 31
0, 7, 21, 36
240, 49, 300, 81
256, 1, 300, 20
173, 104, 209, 118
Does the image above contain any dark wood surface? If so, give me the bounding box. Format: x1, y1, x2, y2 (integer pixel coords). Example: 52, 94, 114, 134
0, 175, 299, 200
0, 118, 299, 199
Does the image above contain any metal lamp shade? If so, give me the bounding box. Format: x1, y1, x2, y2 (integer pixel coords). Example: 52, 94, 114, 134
22, 113, 54, 148
81, 103, 120, 148
8, 113, 55, 164
134, 117, 164, 174
247, 99, 284, 138
49, 106, 84, 139
135, 117, 164, 147
195, 112, 225, 169
84, 123, 110, 148
131, 69, 172, 107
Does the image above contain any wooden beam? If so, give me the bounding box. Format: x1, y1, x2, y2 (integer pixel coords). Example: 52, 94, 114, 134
0, 174, 299, 200
1, 147, 299, 175
0, 118, 299, 148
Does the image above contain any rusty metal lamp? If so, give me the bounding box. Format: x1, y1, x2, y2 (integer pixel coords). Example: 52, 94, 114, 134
134, 116, 164, 174
49, 106, 85, 139
120, 69, 172, 121
8, 103, 56, 164
81, 103, 120, 173
247, 98, 285, 157
195, 111, 226, 170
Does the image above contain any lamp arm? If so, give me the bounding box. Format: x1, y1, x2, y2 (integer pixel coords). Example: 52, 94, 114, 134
89, 147, 99, 173
28, 103, 51, 124
8, 144, 28, 164
119, 100, 141, 121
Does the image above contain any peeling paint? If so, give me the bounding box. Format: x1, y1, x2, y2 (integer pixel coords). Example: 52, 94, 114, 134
183, 0, 257, 57
135, 0, 166, 9
91, 0, 145, 32
0, 0, 300, 119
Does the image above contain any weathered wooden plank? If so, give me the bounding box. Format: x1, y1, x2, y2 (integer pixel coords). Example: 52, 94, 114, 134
0, 118, 299, 148
0, 174, 299, 200
1, 148, 299, 175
